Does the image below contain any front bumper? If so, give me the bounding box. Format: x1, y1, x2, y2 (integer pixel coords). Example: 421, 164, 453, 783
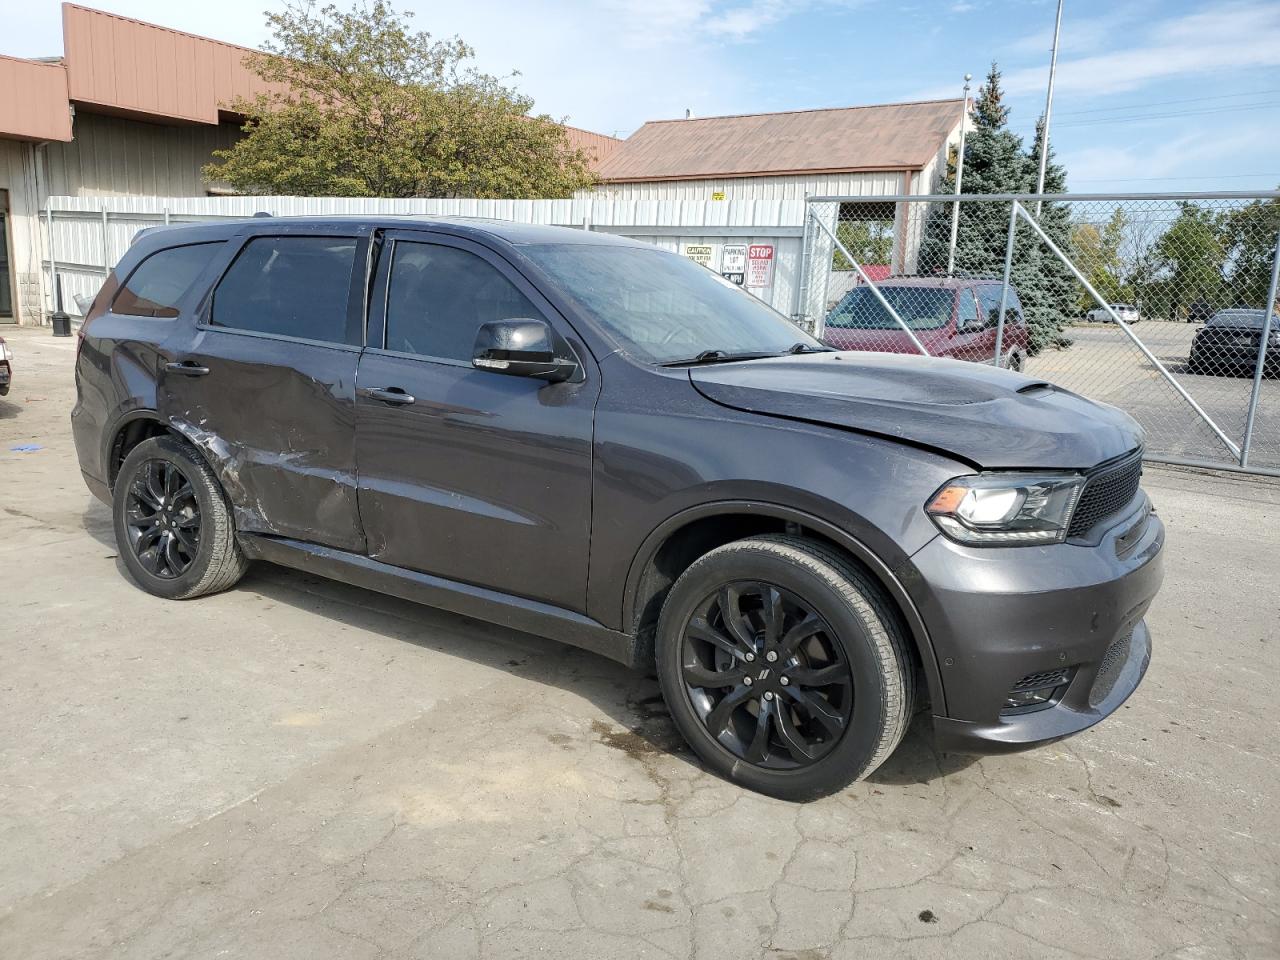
909, 494, 1164, 754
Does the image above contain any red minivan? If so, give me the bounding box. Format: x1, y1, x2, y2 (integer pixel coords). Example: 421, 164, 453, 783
821, 278, 1030, 371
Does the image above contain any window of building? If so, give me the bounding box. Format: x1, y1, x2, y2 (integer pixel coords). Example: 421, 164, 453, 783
384, 242, 544, 361
211, 236, 358, 344
112, 242, 223, 318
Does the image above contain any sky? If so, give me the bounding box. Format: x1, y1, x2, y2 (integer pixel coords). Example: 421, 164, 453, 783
3, 0, 1279, 193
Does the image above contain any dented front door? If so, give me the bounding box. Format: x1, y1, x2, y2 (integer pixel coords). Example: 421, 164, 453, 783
159, 226, 369, 552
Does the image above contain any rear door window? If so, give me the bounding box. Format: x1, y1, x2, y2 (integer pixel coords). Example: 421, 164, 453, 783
210, 236, 359, 344
383, 241, 545, 362
112, 242, 223, 318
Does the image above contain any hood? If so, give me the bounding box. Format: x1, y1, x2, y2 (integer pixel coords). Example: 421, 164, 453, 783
690, 351, 1143, 470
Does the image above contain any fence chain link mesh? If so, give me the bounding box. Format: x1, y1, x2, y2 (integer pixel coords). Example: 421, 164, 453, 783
801, 193, 1280, 473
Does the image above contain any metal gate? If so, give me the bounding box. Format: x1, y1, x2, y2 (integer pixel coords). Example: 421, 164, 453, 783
799, 191, 1280, 476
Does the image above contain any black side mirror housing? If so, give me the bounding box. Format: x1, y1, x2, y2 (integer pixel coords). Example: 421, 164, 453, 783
472, 319, 578, 383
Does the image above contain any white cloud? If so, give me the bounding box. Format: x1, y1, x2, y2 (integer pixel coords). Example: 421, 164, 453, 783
1001, 1, 1280, 98
1060, 124, 1275, 186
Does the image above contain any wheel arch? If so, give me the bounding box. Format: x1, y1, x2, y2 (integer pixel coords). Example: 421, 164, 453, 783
622, 501, 946, 714
105, 410, 178, 490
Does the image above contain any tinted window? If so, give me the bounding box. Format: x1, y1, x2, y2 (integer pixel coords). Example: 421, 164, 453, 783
827, 286, 954, 331
113, 242, 222, 318
211, 236, 358, 344
522, 243, 819, 364
384, 242, 544, 361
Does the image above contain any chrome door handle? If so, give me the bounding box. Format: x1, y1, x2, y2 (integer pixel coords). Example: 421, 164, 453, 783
361, 386, 416, 405
165, 361, 210, 377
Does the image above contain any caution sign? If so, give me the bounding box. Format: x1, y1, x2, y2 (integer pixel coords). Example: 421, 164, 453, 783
721, 243, 747, 284
683, 243, 714, 267
746, 244, 774, 288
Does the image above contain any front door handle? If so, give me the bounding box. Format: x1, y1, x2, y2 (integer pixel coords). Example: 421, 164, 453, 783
165, 361, 210, 377
361, 386, 416, 406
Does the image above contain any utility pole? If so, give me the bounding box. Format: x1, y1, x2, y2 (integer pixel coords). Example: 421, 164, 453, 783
1034, 0, 1065, 218
946, 74, 971, 277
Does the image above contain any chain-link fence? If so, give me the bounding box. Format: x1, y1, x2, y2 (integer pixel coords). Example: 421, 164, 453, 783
799, 192, 1280, 475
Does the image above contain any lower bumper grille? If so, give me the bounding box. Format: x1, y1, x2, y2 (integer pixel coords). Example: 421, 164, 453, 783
1089, 632, 1132, 707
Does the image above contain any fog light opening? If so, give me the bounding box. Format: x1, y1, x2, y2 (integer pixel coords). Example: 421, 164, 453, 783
1001, 667, 1073, 715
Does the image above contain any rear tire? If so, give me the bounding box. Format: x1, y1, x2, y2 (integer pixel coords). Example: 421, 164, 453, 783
655, 535, 915, 801
112, 435, 249, 600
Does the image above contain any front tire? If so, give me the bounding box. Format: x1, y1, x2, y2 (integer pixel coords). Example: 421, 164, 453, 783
112, 435, 249, 600
655, 535, 915, 801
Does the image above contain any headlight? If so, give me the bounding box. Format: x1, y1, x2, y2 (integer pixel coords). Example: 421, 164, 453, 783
926, 473, 1085, 545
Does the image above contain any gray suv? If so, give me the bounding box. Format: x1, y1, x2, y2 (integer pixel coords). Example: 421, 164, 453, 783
72, 217, 1164, 800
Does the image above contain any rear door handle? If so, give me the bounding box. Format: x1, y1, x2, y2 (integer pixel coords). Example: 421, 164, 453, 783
165, 361, 210, 377
360, 386, 416, 406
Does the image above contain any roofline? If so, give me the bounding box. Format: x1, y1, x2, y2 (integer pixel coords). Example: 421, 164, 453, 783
63, 3, 262, 57
598, 164, 923, 184
637, 96, 965, 126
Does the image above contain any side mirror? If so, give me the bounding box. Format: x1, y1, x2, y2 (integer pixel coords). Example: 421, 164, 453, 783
472, 318, 578, 383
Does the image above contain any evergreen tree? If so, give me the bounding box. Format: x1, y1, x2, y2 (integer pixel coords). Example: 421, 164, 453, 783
918, 62, 1075, 353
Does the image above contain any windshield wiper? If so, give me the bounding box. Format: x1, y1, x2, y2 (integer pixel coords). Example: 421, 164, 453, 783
661, 349, 778, 367
787, 341, 832, 354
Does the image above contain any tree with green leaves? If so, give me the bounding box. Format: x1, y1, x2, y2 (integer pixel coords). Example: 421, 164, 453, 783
918, 62, 1075, 353
1220, 192, 1280, 309
204, 0, 595, 198
1155, 204, 1227, 316
1071, 208, 1129, 310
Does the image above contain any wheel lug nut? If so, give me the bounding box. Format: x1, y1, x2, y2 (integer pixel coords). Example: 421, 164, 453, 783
780, 676, 790, 686
744, 652, 755, 662
743, 676, 753, 686
763, 691, 774, 701
765, 651, 778, 663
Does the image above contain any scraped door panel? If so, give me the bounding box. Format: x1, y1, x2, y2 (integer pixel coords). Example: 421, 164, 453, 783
160, 230, 367, 551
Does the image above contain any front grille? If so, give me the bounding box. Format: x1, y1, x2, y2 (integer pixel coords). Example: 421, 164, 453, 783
1069, 449, 1143, 537
1089, 632, 1132, 707
1012, 668, 1070, 691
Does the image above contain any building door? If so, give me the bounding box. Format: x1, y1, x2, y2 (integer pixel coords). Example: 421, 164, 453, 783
0, 190, 14, 323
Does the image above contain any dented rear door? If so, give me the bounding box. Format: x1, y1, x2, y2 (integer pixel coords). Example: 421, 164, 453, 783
159, 224, 369, 552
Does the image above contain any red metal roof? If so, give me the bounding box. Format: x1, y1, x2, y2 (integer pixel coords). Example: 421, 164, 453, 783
595, 99, 965, 183
0, 54, 72, 141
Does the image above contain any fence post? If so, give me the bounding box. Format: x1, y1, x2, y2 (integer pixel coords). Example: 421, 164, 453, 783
100, 203, 110, 277
1240, 228, 1280, 467
45, 206, 56, 324
993, 200, 1020, 367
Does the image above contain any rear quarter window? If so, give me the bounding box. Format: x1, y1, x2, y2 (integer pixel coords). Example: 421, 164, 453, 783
112, 242, 224, 318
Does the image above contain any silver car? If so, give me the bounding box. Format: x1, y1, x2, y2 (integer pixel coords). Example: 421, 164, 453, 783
1086, 303, 1140, 324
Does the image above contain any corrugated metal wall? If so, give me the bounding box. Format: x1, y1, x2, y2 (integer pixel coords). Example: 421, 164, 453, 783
43, 112, 242, 198
0, 139, 46, 324
584, 171, 907, 203
40, 194, 808, 321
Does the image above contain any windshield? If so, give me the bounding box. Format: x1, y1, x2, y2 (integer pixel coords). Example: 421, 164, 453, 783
520, 243, 820, 364
826, 286, 955, 331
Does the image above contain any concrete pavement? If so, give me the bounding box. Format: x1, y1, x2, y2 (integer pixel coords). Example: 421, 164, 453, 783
1, 325, 1277, 959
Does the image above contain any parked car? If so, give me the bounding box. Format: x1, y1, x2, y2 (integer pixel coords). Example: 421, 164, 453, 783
821, 278, 1030, 371
0, 335, 11, 396
1188, 309, 1279, 376
72, 218, 1163, 800
1085, 303, 1140, 325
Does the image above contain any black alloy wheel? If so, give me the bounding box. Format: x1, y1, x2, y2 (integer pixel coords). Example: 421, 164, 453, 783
123, 458, 202, 579
680, 580, 854, 769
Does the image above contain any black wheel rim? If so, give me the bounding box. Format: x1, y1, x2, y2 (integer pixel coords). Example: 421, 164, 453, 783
680, 581, 854, 770
124, 458, 201, 579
